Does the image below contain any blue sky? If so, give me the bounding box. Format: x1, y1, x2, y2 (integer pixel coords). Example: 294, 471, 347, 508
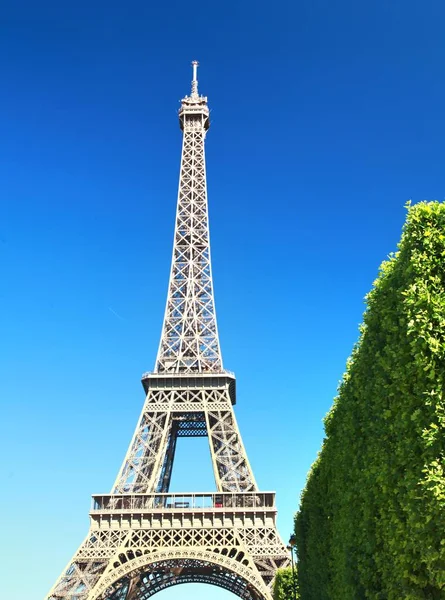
0, 1, 444, 598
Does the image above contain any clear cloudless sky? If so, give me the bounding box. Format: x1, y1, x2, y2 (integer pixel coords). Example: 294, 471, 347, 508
0, 1, 444, 598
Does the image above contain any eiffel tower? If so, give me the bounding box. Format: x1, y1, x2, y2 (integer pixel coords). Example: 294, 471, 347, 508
46, 62, 289, 600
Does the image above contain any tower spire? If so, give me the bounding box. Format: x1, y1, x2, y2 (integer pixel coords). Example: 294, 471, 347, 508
191, 59, 199, 98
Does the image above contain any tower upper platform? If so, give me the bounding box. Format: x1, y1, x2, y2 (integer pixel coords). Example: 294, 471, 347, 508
179, 61, 210, 131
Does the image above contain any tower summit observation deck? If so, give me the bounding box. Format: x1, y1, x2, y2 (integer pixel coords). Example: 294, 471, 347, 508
45, 62, 289, 600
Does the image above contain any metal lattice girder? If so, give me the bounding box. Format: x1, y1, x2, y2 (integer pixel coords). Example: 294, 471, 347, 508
45, 63, 290, 600
111, 375, 257, 494
47, 493, 288, 600
155, 63, 221, 375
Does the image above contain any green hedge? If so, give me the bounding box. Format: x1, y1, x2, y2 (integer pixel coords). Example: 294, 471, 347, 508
295, 201, 445, 600
273, 566, 298, 600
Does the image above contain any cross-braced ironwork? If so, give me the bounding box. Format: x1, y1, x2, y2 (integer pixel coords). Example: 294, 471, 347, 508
156, 60, 220, 375
45, 62, 289, 600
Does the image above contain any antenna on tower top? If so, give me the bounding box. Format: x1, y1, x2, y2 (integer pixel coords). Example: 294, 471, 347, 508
191, 60, 199, 98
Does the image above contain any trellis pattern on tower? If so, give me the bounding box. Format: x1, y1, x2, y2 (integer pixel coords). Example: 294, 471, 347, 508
156, 61, 221, 374
45, 62, 289, 600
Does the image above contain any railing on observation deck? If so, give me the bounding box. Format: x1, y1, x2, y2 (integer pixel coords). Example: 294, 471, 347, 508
141, 369, 235, 380
91, 492, 275, 512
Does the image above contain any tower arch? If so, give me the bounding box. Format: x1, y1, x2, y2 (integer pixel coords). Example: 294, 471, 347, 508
90, 549, 267, 600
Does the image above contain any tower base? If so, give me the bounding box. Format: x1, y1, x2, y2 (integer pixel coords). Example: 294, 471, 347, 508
46, 492, 289, 600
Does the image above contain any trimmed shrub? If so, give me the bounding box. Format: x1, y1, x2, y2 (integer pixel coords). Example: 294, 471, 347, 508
273, 566, 298, 600
295, 201, 445, 600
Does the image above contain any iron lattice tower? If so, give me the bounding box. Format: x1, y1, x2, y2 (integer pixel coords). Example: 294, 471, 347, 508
45, 62, 289, 600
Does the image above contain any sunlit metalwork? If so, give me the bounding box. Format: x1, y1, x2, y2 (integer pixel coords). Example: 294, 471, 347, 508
45, 62, 289, 600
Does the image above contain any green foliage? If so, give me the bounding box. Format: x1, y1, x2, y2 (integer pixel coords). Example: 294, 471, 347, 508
273, 566, 299, 600
295, 201, 445, 600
